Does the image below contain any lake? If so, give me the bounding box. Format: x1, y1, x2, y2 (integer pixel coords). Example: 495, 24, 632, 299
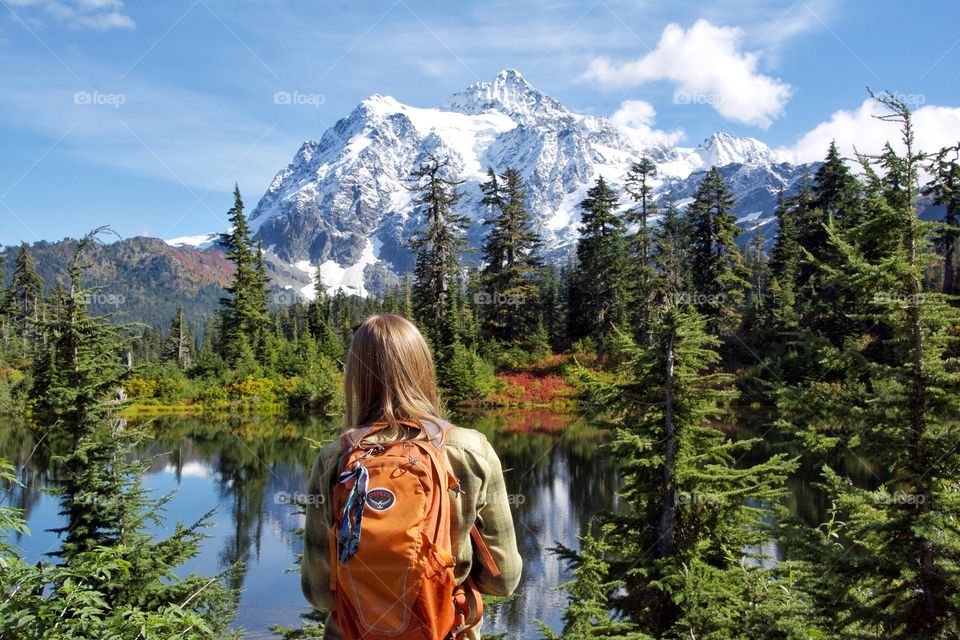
2, 409, 619, 638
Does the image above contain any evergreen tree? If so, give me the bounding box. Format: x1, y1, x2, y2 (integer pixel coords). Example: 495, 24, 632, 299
160, 306, 192, 369
924, 143, 960, 294
813, 141, 863, 229
252, 240, 271, 361
478, 167, 542, 343
565, 303, 801, 638
408, 153, 468, 347
778, 93, 960, 638
624, 158, 659, 342
537, 263, 566, 351
7, 243, 44, 357
540, 531, 646, 639
768, 190, 800, 326
8, 230, 239, 637
218, 185, 267, 367
745, 226, 770, 311
685, 168, 748, 332
569, 176, 630, 348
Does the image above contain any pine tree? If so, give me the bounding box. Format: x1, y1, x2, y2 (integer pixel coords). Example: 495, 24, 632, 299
745, 227, 770, 312
768, 190, 800, 325
569, 176, 630, 348
218, 185, 267, 367
478, 167, 541, 344
813, 141, 862, 230
160, 306, 192, 369
924, 143, 960, 294
778, 93, 960, 638
624, 158, 659, 342
537, 263, 566, 351
252, 240, 271, 362
9, 230, 239, 637
408, 153, 468, 347
7, 243, 44, 357
565, 302, 800, 637
685, 168, 748, 332
539, 531, 647, 639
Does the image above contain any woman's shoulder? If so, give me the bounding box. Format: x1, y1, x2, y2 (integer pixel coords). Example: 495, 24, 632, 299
445, 424, 492, 456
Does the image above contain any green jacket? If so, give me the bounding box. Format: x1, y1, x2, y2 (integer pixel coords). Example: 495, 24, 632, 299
302, 424, 523, 639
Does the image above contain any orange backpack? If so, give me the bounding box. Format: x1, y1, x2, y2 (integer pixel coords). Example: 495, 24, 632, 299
329, 418, 493, 640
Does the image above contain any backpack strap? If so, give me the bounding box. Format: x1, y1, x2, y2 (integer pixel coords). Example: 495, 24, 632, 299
450, 576, 483, 640
419, 417, 452, 453
341, 417, 453, 455
470, 524, 502, 579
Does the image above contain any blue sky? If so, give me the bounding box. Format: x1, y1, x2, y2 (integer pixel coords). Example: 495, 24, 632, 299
1, 0, 958, 247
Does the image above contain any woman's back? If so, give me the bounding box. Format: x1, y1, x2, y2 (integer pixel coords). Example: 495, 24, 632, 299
299, 312, 521, 640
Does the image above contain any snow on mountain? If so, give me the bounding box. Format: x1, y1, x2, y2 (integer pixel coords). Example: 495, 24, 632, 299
246, 68, 818, 297
165, 232, 220, 250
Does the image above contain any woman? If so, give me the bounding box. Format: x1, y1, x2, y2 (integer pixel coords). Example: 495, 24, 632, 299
302, 313, 522, 639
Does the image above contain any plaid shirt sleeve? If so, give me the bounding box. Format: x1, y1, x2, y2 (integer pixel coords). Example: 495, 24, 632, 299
446, 428, 523, 597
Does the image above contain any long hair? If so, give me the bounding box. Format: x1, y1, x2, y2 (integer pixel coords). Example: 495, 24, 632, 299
343, 314, 443, 436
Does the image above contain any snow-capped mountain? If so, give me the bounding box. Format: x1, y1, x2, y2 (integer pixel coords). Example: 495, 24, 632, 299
234, 69, 818, 297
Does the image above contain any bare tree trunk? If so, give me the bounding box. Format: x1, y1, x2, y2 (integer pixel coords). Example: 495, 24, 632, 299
656, 330, 677, 558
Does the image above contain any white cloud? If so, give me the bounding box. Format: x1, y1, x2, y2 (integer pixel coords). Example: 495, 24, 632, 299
582, 19, 792, 129
786, 98, 960, 164
8, 0, 134, 30
609, 99, 684, 147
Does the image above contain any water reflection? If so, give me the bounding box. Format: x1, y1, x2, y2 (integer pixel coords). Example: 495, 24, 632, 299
2, 410, 614, 638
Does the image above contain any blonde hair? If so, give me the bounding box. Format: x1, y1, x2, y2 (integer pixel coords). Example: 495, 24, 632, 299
343, 314, 444, 436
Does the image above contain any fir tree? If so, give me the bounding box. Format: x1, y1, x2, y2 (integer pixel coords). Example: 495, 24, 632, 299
408, 153, 468, 347
478, 167, 541, 344
924, 143, 960, 294
565, 303, 800, 638
9, 230, 239, 637
778, 92, 960, 638
569, 176, 630, 348
685, 167, 748, 332
624, 158, 659, 342
7, 243, 44, 357
160, 306, 192, 369
218, 185, 268, 367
